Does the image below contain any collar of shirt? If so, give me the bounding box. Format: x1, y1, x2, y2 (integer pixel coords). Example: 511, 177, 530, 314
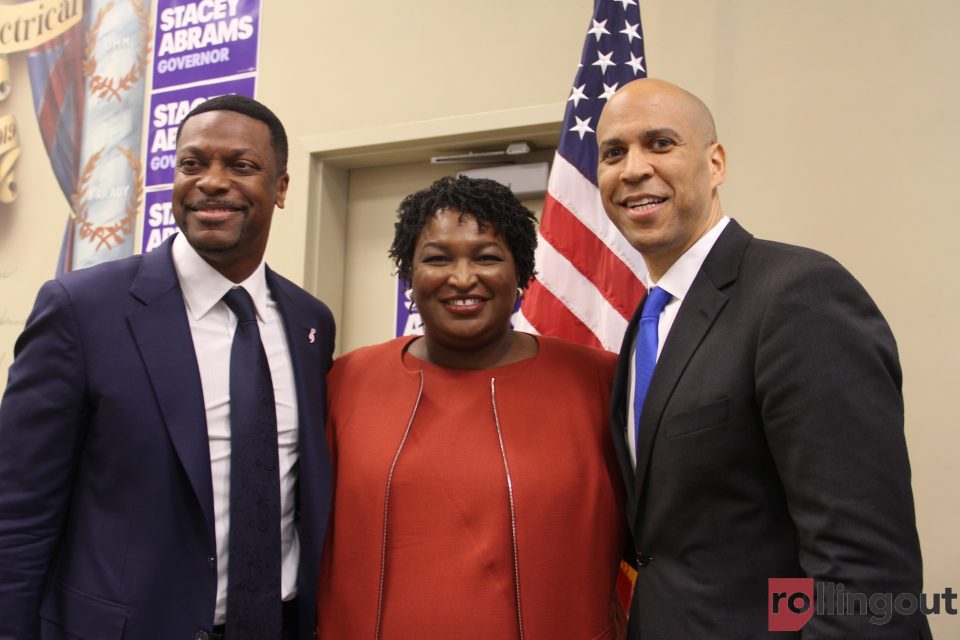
171, 233, 269, 321
626, 216, 731, 468
646, 216, 731, 301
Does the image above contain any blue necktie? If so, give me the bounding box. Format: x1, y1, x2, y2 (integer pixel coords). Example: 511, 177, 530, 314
222, 287, 282, 639
633, 286, 672, 449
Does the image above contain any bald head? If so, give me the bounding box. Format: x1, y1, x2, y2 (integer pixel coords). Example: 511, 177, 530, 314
595, 78, 727, 280
599, 78, 718, 146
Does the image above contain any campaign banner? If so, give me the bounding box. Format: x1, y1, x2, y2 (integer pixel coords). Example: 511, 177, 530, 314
144, 75, 256, 187
395, 278, 423, 337
141, 187, 176, 253
152, 0, 260, 90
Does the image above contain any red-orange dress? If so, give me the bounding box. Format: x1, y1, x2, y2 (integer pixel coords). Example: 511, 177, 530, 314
317, 335, 624, 640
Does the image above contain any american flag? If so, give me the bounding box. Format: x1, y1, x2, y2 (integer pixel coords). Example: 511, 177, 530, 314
514, 0, 648, 351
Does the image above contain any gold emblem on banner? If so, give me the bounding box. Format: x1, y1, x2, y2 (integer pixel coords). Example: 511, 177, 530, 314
69, 146, 144, 250
83, 0, 151, 101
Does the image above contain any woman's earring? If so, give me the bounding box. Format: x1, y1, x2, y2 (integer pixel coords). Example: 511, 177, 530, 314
406, 288, 417, 313
517, 287, 525, 300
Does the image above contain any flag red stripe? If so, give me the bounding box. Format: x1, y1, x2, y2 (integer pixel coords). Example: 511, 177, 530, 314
37, 30, 83, 163
38, 74, 66, 151
538, 194, 646, 319
521, 279, 603, 349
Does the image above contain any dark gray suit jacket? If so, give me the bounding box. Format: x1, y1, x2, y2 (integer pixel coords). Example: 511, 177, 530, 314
612, 220, 930, 638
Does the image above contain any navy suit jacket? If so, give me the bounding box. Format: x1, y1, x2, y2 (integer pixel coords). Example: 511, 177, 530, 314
612, 220, 930, 639
0, 237, 335, 639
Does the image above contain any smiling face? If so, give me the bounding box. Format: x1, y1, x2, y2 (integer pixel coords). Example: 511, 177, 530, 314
412, 208, 520, 359
596, 79, 726, 280
173, 109, 289, 282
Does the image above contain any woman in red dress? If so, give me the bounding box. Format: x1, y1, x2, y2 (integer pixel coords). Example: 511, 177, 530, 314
317, 175, 625, 640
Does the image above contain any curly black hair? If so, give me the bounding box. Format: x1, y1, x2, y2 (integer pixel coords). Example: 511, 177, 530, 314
389, 175, 538, 287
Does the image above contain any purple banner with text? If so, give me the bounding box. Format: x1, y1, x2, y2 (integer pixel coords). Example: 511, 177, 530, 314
395, 278, 423, 338
145, 75, 256, 187
153, 0, 260, 90
141, 188, 176, 253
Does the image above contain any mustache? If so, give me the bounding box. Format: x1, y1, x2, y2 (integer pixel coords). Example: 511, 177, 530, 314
185, 199, 246, 211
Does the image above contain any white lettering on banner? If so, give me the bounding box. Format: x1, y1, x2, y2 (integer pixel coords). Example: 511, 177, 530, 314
150, 154, 176, 171
144, 226, 178, 252
158, 0, 240, 31
150, 127, 176, 153
147, 201, 176, 227
152, 97, 210, 127
157, 16, 254, 56
88, 185, 131, 201
156, 46, 230, 73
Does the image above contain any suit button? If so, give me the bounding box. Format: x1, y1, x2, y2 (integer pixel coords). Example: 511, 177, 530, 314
636, 551, 651, 567
195, 632, 210, 640
207, 555, 216, 569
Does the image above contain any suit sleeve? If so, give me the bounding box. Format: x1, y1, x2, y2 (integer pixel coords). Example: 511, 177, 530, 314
0, 280, 90, 639
755, 256, 928, 638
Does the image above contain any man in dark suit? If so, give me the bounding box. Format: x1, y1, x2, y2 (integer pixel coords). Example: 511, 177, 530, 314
598, 78, 929, 638
0, 95, 335, 639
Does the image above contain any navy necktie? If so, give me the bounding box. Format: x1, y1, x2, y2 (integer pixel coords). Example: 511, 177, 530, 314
222, 287, 282, 639
633, 286, 672, 450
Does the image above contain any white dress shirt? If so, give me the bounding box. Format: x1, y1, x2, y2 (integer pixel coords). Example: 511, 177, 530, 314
171, 234, 300, 624
626, 216, 730, 468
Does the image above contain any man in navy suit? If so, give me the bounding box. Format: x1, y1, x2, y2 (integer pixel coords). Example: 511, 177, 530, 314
0, 95, 335, 639
599, 79, 929, 638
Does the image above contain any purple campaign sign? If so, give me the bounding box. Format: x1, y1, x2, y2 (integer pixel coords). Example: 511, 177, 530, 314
152, 0, 261, 90
145, 76, 256, 187
141, 188, 176, 253
395, 278, 423, 337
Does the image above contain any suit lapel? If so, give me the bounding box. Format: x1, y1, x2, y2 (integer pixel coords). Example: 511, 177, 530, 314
266, 269, 332, 542
266, 268, 315, 435
611, 301, 643, 527
631, 221, 752, 527
632, 283, 727, 505
127, 238, 215, 539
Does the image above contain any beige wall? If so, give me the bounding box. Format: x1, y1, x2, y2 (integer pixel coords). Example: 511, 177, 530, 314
0, 0, 956, 633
